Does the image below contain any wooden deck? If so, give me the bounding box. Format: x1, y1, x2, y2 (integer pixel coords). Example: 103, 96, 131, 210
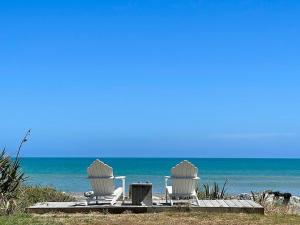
27, 199, 264, 214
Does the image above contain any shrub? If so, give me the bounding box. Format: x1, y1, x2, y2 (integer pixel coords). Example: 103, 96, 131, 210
16, 186, 75, 212
0, 130, 30, 214
197, 179, 228, 200
251, 191, 269, 206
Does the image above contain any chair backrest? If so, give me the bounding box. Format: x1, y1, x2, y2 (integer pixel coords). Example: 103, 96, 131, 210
171, 160, 199, 196
87, 159, 115, 195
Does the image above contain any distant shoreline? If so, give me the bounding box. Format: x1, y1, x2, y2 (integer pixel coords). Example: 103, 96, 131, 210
19, 157, 300, 159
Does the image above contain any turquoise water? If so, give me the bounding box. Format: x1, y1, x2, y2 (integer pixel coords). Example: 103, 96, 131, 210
20, 158, 300, 195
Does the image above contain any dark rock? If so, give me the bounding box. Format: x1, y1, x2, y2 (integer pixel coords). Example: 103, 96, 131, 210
269, 191, 292, 205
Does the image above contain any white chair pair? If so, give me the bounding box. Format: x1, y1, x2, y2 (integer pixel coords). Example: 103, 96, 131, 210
86, 159, 200, 206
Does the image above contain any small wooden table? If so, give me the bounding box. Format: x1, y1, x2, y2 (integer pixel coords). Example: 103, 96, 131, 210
130, 183, 153, 206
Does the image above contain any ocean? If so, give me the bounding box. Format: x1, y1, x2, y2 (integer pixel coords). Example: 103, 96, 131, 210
20, 158, 300, 195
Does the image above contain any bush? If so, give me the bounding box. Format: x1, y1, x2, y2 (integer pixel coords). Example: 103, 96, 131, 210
15, 186, 75, 213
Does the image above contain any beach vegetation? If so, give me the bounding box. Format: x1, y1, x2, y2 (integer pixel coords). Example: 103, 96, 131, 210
16, 186, 75, 213
197, 179, 228, 200
0, 130, 30, 215
251, 190, 297, 215
0, 130, 74, 215
251, 191, 270, 206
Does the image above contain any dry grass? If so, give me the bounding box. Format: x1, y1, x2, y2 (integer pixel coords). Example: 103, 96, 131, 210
1, 188, 299, 225
11, 212, 296, 225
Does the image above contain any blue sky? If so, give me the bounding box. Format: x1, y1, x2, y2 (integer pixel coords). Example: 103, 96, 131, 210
1, 0, 300, 157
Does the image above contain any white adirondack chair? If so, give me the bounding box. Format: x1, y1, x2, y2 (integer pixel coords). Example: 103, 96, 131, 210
85, 159, 126, 205
165, 160, 200, 206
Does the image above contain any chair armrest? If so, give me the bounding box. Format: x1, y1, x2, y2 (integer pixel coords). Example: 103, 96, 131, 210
164, 176, 170, 188
115, 176, 126, 200
168, 176, 200, 180
88, 176, 114, 179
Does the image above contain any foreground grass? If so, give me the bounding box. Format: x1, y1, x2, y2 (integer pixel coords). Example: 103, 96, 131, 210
0, 212, 300, 225
1, 186, 299, 225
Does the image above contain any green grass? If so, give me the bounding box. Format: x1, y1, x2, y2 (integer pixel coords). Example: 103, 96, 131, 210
0, 186, 75, 224
0, 212, 300, 225
0, 214, 39, 225
0, 186, 299, 225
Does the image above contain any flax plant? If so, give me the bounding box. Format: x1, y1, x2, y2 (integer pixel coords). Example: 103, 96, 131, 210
0, 130, 30, 214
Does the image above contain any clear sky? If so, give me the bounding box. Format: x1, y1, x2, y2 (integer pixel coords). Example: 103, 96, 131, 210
1, 0, 300, 157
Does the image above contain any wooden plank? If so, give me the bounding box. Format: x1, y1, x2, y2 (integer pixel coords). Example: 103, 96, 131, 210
202, 200, 214, 207
231, 199, 245, 207
210, 200, 222, 207
245, 200, 263, 208
216, 200, 229, 207
224, 200, 238, 207
197, 200, 206, 207
239, 200, 253, 208
26, 201, 264, 215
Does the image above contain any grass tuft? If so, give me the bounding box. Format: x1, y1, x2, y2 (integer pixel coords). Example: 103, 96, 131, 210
15, 186, 75, 213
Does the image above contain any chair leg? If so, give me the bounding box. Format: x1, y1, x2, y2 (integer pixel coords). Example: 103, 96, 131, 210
87, 196, 94, 205
111, 196, 118, 205
122, 178, 126, 201
165, 189, 168, 204
194, 195, 200, 206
